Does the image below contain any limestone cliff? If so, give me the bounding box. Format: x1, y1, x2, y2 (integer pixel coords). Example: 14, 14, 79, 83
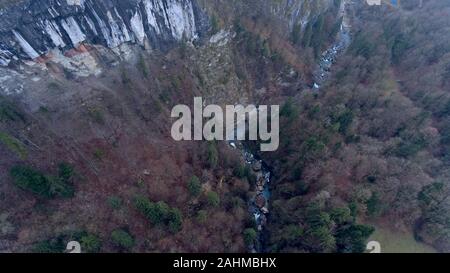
0, 0, 209, 66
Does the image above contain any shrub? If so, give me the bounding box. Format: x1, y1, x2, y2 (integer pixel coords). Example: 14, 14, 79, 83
108, 196, 123, 210
418, 182, 444, 207
282, 225, 304, 244
137, 53, 149, 78
307, 225, 336, 252
349, 32, 376, 59
336, 225, 375, 253
280, 98, 298, 120
188, 176, 202, 197
0, 97, 25, 122
391, 33, 411, 64
349, 201, 358, 220
291, 23, 302, 45
32, 238, 65, 253
302, 21, 313, 48
32, 231, 99, 253
10, 165, 74, 199
311, 14, 326, 58
333, 109, 354, 134
134, 196, 183, 233
58, 162, 74, 183
134, 196, 164, 225
392, 135, 427, 158
330, 207, 352, 225
304, 137, 326, 154
47, 82, 61, 91
120, 67, 131, 85
93, 149, 105, 160
206, 191, 220, 207
196, 210, 208, 223
210, 14, 220, 34
0, 132, 27, 159
276, 183, 297, 199
366, 192, 382, 217
243, 228, 257, 246
167, 208, 183, 233
207, 142, 219, 169
111, 229, 134, 250
233, 163, 247, 178
148, 201, 169, 225
47, 175, 75, 198
80, 234, 101, 253
294, 180, 309, 195
233, 163, 254, 183
87, 107, 105, 125
307, 211, 332, 230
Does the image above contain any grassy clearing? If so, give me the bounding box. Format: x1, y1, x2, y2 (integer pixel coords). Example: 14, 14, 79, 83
369, 225, 437, 253
0, 132, 27, 159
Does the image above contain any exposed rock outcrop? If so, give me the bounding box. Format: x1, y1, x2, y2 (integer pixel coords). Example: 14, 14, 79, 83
0, 0, 209, 66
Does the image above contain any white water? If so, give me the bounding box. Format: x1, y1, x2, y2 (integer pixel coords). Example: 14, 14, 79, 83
313, 1, 352, 88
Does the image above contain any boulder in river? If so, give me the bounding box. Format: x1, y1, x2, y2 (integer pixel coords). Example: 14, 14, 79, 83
260, 214, 267, 226
253, 161, 262, 172
255, 194, 266, 208
256, 173, 264, 184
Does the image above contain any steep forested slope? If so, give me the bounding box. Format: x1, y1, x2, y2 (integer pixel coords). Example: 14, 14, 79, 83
0, 0, 343, 252
1, 0, 448, 254
260, 0, 450, 253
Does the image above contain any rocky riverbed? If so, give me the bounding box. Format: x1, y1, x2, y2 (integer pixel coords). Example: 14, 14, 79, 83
229, 141, 271, 253
313, 0, 352, 89
228, 0, 353, 254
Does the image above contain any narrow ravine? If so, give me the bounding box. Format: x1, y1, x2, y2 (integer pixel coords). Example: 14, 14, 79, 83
229, 0, 352, 253
313, 1, 352, 89
229, 141, 271, 253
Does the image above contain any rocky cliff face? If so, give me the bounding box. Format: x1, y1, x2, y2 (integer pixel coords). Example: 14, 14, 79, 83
0, 0, 339, 69
0, 0, 209, 66
0, 0, 340, 96
269, 0, 335, 30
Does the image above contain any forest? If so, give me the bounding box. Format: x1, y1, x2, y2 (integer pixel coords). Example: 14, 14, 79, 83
0, 0, 449, 253
257, 0, 450, 252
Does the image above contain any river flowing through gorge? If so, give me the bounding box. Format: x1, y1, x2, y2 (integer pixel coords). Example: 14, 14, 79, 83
229, 0, 353, 253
